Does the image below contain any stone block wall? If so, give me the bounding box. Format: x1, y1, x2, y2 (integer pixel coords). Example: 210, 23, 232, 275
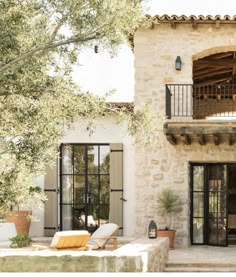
0, 238, 169, 272
134, 22, 236, 248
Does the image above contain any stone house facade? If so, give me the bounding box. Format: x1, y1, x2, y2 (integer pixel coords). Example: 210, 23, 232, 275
30, 14, 236, 250
134, 15, 236, 248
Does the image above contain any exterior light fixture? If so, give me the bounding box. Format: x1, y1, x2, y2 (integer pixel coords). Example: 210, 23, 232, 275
175, 56, 182, 70
94, 45, 99, 53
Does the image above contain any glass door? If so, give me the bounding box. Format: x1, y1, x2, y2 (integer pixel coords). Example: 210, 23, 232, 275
207, 165, 227, 246
191, 164, 228, 246
191, 165, 205, 244
60, 144, 110, 232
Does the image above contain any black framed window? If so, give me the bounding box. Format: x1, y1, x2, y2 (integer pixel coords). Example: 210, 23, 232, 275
191, 163, 229, 246
60, 144, 110, 232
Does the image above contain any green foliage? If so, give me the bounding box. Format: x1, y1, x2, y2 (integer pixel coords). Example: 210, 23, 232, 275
0, 163, 47, 215
0, 0, 157, 214
157, 189, 183, 230
9, 234, 33, 248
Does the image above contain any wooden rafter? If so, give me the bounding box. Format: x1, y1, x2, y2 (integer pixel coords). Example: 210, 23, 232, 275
193, 52, 236, 86
194, 59, 236, 67
194, 68, 232, 79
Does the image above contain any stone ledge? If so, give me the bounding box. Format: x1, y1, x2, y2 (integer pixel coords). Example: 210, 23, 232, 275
0, 237, 169, 272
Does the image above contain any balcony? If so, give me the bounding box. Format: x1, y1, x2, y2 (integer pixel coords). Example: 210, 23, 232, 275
166, 84, 236, 119
165, 84, 236, 145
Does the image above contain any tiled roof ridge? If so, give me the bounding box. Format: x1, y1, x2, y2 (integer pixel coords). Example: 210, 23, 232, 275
146, 14, 236, 22
107, 102, 134, 111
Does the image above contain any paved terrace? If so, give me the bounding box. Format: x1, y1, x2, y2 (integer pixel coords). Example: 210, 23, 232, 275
166, 245, 236, 272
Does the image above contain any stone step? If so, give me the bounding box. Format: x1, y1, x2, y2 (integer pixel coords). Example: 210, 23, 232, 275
165, 266, 236, 272
165, 262, 236, 272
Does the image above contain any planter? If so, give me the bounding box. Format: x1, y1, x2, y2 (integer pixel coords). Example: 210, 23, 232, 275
157, 229, 176, 249
5, 211, 32, 236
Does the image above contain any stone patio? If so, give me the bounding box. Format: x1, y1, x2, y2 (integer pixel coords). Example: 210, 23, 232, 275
166, 245, 236, 272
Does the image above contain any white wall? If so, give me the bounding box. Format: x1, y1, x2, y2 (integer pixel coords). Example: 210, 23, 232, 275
29, 175, 45, 237
60, 116, 135, 236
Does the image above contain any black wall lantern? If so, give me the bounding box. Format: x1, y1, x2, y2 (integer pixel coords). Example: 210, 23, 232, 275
94, 45, 99, 53
175, 56, 182, 70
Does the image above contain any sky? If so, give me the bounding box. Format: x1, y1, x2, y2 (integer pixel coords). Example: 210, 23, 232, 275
72, 0, 236, 102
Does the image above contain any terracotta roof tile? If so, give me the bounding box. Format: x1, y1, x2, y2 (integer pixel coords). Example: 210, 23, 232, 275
147, 14, 236, 23
107, 102, 134, 112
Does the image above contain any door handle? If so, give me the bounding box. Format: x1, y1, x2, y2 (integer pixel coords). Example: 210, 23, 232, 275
120, 197, 127, 202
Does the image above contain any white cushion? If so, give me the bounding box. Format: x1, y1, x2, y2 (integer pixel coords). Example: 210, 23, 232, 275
80, 215, 96, 226
50, 230, 89, 248
87, 223, 118, 249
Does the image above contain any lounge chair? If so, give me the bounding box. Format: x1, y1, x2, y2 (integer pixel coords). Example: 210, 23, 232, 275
32, 223, 119, 251
32, 230, 90, 251
87, 223, 119, 250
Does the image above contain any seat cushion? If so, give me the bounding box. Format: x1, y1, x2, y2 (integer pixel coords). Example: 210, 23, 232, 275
88, 223, 118, 249
50, 230, 90, 249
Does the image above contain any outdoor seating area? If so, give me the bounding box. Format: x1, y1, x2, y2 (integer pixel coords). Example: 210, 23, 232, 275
32, 223, 119, 251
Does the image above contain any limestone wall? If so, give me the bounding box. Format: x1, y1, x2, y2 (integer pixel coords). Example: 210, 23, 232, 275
0, 238, 169, 272
134, 23, 236, 248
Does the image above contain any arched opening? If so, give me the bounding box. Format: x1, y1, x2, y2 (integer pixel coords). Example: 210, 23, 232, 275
193, 51, 236, 85
192, 51, 236, 119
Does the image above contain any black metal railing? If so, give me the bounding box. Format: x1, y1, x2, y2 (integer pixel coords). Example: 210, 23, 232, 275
166, 84, 236, 119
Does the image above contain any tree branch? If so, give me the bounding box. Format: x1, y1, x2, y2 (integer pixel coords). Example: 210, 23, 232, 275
0, 34, 98, 73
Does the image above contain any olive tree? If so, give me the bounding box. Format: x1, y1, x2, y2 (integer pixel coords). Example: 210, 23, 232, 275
0, 0, 159, 214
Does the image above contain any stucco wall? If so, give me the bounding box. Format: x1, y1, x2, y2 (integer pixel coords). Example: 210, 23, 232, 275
30, 116, 134, 237
61, 116, 135, 237
134, 23, 236, 247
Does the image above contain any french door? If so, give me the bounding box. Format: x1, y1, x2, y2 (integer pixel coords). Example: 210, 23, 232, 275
60, 144, 110, 232
191, 164, 228, 246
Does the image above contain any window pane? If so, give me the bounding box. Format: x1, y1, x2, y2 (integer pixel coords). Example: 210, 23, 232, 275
62, 145, 73, 174
88, 146, 98, 174
74, 175, 85, 204
193, 192, 204, 217
193, 166, 204, 191
193, 218, 204, 243
100, 146, 110, 174
88, 176, 99, 204
100, 175, 110, 204
99, 205, 109, 224
62, 176, 73, 203
62, 205, 72, 230
74, 145, 85, 174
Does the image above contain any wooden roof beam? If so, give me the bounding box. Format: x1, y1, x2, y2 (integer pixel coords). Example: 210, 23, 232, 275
166, 134, 176, 145
209, 52, 233, 59
193, 69, 232, 79
229, 134, 236, 145
180, 134, 191, 145
194, 59, 236, 67
198, 134, 206, 145
196, 77, 232, 85
213, 134, 220, 145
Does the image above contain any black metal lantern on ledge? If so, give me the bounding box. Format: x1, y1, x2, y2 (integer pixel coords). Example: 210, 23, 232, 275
148, 220, 157, 239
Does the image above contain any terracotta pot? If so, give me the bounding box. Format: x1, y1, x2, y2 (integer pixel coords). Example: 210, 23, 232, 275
5, 210, 32, 236
157, 229, 176, 249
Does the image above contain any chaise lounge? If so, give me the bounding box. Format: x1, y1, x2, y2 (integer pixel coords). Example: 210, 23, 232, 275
32, 223, 119, 251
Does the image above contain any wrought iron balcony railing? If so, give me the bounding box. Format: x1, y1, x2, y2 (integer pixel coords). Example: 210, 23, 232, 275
166, 84, 236, 119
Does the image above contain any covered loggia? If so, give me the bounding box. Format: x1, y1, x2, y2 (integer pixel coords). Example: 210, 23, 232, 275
192, 51, 236, 119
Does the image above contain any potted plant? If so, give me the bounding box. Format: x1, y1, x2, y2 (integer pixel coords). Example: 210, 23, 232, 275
9, 234, 33, 248
0, 166, 47, 236
156, 188, 183, 249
